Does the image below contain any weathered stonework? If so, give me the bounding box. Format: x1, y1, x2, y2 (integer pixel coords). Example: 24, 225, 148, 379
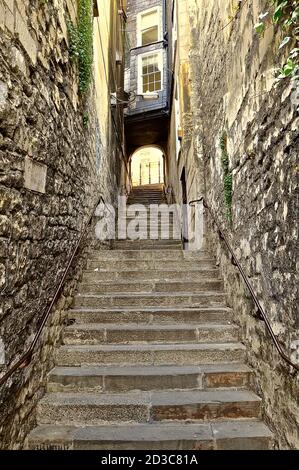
0, 0, 122, 449
172, 0, 299, 449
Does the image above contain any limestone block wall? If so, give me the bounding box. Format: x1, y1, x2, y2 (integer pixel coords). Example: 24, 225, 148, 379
180, 0, 298, 448
0, 0, 119, 448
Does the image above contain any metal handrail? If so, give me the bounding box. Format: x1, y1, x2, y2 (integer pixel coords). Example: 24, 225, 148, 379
0, 195, 106, 387
189, 196, 299, 373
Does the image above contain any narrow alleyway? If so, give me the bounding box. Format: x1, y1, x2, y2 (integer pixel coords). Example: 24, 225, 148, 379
27, 186, 272, 450
1, 0, 298, 454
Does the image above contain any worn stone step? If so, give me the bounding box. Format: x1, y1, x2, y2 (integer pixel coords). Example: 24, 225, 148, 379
67, 306, 233, 325
88, 250, 207, 260
125, 204, 166, 208
27, 420, 273, 450
114, 244, 183, 250
36, 389, 261, 425
56, 342, 246, 366
78, 280, 224, 295
82, 268, 220, 282
63, 323, 239, 345
127, 195, 164, 200
117, 225, 178, 233
116, 228, 180, 235
112, 240, 182, 250
48, 364, 251, 393
87, 259, 214, 270
73, 292, 226, 309
128, 195, 164, 199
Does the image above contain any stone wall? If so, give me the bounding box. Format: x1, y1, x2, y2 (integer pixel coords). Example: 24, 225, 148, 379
175, 0, 299, 449
0, 0, 121, 448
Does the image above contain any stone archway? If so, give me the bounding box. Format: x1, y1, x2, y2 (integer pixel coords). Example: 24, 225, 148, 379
130, 146, 165, 187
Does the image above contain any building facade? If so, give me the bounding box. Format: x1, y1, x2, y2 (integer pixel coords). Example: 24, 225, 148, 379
124, 0, 170, 157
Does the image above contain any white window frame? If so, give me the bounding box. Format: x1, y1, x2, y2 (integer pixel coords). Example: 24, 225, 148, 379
136, 6, 162, 47
138, 50, 164, 95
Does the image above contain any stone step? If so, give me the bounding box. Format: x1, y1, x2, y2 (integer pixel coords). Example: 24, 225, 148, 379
87, 259, 214, 271
129, 189, 164, 194
113, 245, 183, 250
47, 363, 251, 393
126, 200, 166, 205
88, 250, 208, 260
56, 342, 246, 366
63, 323, 239, 345
27, 420, 273, 450
128, 194, 164, 198
115, 236, 182, 242
73, 292, 226, 309
67, 306, 233, 325
115, 232, 180, 239
78, 280, 224, 295
126, 203, 166, 207
82, 268, 220, 282
36, 389, 262, 425
112, 240, 182, 249
127, 200, 166, 203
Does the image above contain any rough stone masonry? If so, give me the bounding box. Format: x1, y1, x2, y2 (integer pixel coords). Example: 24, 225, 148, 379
183, 0, 299, 449
0, 0, 118, 448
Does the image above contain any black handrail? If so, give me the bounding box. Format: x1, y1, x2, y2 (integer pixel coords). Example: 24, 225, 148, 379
0, 195, 106, 386
189, 196, 299, 373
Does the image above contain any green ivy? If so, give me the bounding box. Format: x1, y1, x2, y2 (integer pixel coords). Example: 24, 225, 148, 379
255, 1, 299, 84
220, 132, 233, 223
67, 0, 93, 94
83, 113, 89, 127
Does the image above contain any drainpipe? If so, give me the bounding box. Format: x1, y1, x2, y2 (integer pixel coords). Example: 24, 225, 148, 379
163, 0, 170, 109
163, 0, 167, 37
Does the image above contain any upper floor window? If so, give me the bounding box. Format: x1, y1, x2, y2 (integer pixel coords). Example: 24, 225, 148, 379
138, 52, 163, 94
137, 7, 162, 47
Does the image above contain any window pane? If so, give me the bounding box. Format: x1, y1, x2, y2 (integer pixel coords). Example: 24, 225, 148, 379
141, 11, 158, 30
143, 76, 149, 92
141, 53, 162, 93
142, 26, 158, 46
149, 82, 155, 92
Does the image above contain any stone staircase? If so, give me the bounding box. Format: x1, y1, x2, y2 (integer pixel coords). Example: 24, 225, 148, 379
27, 185, 273, 450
